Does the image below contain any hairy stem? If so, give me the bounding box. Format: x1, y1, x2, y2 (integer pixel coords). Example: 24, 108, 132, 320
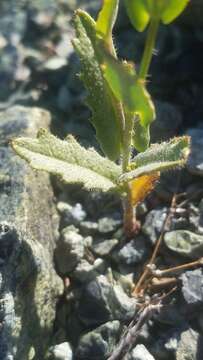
139, 19, 159, 80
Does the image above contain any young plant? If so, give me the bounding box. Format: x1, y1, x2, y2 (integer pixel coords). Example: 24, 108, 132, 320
11, 0, 190, 237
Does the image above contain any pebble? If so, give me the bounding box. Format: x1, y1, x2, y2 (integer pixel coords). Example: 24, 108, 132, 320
113, 236, 148, 266
73, 258, 106, 282
164, 230, 203, 259
57, 202, 86, 227
143, 208, 168, 244
78, 275, 137, 326
98, 217, 121, 234
180, 268, 203, 306
55, 226, 84, 274
176, 328, 203, 360
128, 344, 155, 360
49, 342, 73, 360
92, 238, 118, 256
79, 220, 98, 236
75, 321, 121, 359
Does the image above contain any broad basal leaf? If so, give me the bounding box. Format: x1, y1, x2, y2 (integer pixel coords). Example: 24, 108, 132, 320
11, 128, 121, 192
101, 52, 155, 126
119, 136, 190, 184
72, 10, 122, 161
96, 0, 119, 40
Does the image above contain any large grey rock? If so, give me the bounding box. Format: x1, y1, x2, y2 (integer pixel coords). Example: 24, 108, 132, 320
0, 106, 63, 360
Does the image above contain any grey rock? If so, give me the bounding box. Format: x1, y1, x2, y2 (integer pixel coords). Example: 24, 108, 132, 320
176, 328, 203, 360
128, 344, 155, 360
55, 226, 84, 274
49, 342, 73, 360
92, 238, 118, 256
181, 268, 203, 305
0, 106, 63, 360
143, 208, 168, 244
79, 221, 98, 236
113, 236, 148, 266
98, 217, 121, 234
73, 258, 106, 282
187, 128, 203, 176
76, 320, 121, 360
57, 202, 86, 227
164, 230, 203, 259
78, 275, 136, 326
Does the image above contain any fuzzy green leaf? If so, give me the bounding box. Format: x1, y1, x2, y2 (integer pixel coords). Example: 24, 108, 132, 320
119, 136, 190, 183
133, 121, 150, 152
11, 129, 121, 192
72, 10, 122, 161
102, 53, 155, 126
96, 0, 119, 40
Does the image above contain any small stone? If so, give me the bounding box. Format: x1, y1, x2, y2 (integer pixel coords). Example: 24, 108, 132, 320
92, 238, 118, 256
143, 208, 168, 244
78, 275, 136, 326
176, 328, 203, 360
49, 342, 73, 360
113, 236, 148, 266
73, 258, 106, 283
180, 268, 203, 305
80, 221, 98, 236
57, 202, 86, 227
98, 217, 121, 234
129, 344, 155, 360
164, 230, 203, 259
55, 226, 84, 274
187, 128, 203, 176
76, 321, 121, 359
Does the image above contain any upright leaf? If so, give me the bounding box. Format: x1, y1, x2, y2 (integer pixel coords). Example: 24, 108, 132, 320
101, 53, 155, 126
161, 0, 189, 24
11, 129, 122, 192
124, 0, 150, 32
72, 10, 122, 161
96, 0, 119, 40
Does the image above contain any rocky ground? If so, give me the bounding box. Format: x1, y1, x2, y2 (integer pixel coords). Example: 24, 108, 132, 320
1, 1, 203, 359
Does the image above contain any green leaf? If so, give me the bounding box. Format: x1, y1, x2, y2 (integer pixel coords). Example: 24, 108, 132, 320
124, 0, 150, 32
72, 10, 122, 161
119, 136, 190, 183
102, 53, 155, 126
96, 0, 119, 40
125, 0, 189, 31
161, 0, 189, 24
11, 128, 122, 192
133, 121, 150, 152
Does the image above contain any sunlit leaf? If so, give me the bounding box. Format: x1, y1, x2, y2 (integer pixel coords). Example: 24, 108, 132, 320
11, 128, 121, 192
72, 10, 122, 161
133, 120, 150, 152
124, 0, 150, 32
101, 52, 155, 127
96, 0, 119, 40
161, 0, 189, 24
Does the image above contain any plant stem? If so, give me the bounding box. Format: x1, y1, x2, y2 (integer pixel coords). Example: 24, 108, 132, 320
122, 113, 138, 237
139, 19, 159, 80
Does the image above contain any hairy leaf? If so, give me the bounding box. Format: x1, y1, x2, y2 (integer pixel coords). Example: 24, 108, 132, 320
102, 53, 155, 126
96, 0, 119, 40
11, 129, 121, 192
119, 136, 190, 184
72, 10, 122, 161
